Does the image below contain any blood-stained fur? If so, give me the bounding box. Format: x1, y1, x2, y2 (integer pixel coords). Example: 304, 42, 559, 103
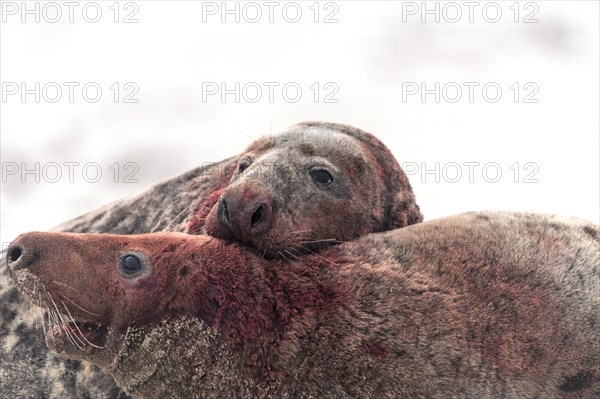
8, 212, 599, 398
0, 158, 236, 398
1, 121, 421, 398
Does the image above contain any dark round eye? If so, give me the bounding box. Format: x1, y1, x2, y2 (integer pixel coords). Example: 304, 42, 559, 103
310, 169, 333, 185
119, 253, 142, 275
238, 161, 251, 173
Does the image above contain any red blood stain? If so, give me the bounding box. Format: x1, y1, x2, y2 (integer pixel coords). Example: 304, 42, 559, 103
363, 342, 389, 359
186, 163, 236, 234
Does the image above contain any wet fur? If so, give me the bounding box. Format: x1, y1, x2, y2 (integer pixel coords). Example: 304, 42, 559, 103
9, 212, 600, 398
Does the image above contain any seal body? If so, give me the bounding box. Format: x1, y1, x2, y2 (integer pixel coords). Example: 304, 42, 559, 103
202, 122, 422, 256
8, 212, 599, 398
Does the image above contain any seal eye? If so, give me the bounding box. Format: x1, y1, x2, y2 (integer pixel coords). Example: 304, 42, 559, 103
310, 169, 333, 185
119, 254, 142, 275
238, 160, 252, 173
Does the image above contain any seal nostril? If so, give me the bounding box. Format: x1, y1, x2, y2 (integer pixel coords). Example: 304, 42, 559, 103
251, 205, 264, 228
8, 246, 22, 262
219, 197, 231, 227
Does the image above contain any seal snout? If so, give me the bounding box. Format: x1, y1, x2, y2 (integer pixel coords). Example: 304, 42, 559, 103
6, 234, 37, 271
216, 186, 274, 243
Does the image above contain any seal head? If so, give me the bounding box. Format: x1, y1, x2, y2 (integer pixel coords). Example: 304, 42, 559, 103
203, 121, 422, 257
5, 231, 193, 367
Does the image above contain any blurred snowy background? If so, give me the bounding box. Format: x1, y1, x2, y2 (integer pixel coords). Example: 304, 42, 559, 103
1, 0, 599, 245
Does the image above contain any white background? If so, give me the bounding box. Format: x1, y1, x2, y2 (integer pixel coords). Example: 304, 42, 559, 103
1, 0, 599, 245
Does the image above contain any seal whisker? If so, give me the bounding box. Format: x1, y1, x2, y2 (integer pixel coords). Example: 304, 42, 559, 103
50, 310, 61, 329
47, 307, 58, 348
48, 312, 56, 346
51, 280, 80, 293
42, 287, 60, 328
296, 244, 340, 267
287, 247, 303, 258
298, 238, 340, 244
236, 128, 258, 142
292, 237, 316, 241
56, 289, 101, 317
289, 243, 306, 251
32, 281, 40, 330
47, 292, 64, 325
48, 293, 76, 346
69, 311, 106, 350
61, 308, 84, 350
48, 292, 82, 349
149, 199, 179, 233
64, 314, 85, 350
75, 323, 105, 349
163, 203, 195, 233
61, 299, 88, 348
284, 249, 300, 260
278, 251, 291, 262
39, 292, 47, 336
39, 284, 50, 335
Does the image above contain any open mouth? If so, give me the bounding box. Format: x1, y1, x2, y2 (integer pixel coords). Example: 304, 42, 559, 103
45, 315, 108, 352
10, 270, 109, 353
43, 308, 108, 352
48, 320, 107, 344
